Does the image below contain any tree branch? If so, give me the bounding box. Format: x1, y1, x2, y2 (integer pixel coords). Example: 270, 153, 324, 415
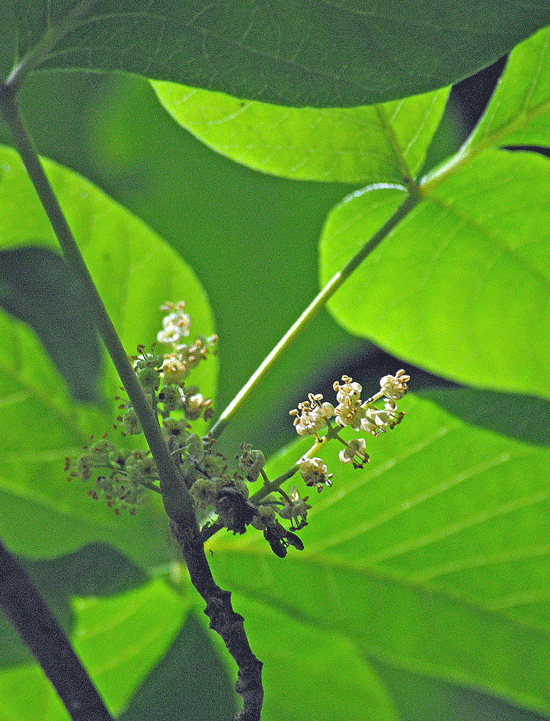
0, 537, 114, 721
171, 521, 263, 721
1, 58, 264, 721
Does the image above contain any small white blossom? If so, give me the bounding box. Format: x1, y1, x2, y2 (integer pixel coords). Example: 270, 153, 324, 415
157, 302, 192, 346
279, 486, 311, 529
339, 438, 368, 465
161, 353, 188, 383
380, 369, 410, 400
334, 376, 362, 404
360, 399, 403, 436
290, 393, 334, 436
333, 376, 365, 430
300, 457, 333, 491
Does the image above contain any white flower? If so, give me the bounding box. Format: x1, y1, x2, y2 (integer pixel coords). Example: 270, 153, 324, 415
380, 369, 410, 400
339, 438, 368, 465
161, 353, 188, 383
157, 302, 192, 346
333, 376, 362, 404
279, 486, 311, 529
361, 400, 403, 436
300, 457, 333, 490
289, 394, 334, 436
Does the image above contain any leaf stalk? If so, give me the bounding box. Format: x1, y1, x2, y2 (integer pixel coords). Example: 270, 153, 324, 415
210, 186, 422, 438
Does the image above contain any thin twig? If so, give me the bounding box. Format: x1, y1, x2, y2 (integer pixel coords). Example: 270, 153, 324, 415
209, 186, 421, 439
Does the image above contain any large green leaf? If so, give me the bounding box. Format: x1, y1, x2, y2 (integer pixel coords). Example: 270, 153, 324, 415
6, 1, 550, 107
319, 28, 550, 398
121, 611, 238, 721
321, 149, 550, 399
0, 144, 217, 564
231, 595, 399, 721
0, 544, 149, 669
152, 83, 449, 183
70, 577, 188, 715
207, 390, 550, 716
0, 664, 67, 721
465, 25, 550, 150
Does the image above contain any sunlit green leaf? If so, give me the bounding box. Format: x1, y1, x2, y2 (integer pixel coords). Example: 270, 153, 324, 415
121, 611, 238, 721
71, 578, 188, 715
0, 664, 67, 721
0, 145, 217, 564
0, 544, 150, 670
231, 595, 400, 721
321, 150, 550, 399
208, 391, 550, 716
152, 83, 449, 183
6, 1, 550, 106
465, 26, 550, 150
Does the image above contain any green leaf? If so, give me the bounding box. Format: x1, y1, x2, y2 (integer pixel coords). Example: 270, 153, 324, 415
0, 664, 67, 721
152, 83, 449, 183
0, 544, 149, 669
8, 1, 550, 107
208, 391, 550, 716
320, 150, 550, 399
0, 246, 102, 403
230, 595, 400, 721
372, 660, 550, 721
120, 611, 238, 721
465, 26, 550, 150
71, 577, 188, 715
0, 144, 217, 564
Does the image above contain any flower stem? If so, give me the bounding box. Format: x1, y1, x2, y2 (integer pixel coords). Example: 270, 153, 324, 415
0, 85, 194, 527
210, 187, 422, 438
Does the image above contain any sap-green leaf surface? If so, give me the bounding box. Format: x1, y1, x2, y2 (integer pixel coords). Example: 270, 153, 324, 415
71, 578, 188, 715
320, 150, 550, 399
152, 83, 449, 183
466, 26, 550, 150
0, 544, 150, 670
231, 596, 399, 721
0, 145, 217, 563
0, 577, 189, 720
8, 1, 550, 107
208, 391, 550, 716
0, 664, 67, 721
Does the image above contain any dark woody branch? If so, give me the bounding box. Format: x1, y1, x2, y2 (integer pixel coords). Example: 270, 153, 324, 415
170, 519, 263, 721
0, 537, 114, 721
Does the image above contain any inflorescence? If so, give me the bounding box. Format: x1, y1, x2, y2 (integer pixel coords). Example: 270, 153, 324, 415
68, 301, 409, 558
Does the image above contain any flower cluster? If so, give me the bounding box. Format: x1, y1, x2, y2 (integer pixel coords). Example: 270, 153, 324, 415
68, 302, 312, 557
68, 302, 216, 514
189, 442, 312, 557
291, 369, 409, 480
157, 301, 218, 384
68, 301, 409, 558
67, 438, 154, 514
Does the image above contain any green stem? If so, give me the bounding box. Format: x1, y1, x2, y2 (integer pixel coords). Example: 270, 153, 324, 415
210, 186, 422, 438
0, 86, 194, 527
